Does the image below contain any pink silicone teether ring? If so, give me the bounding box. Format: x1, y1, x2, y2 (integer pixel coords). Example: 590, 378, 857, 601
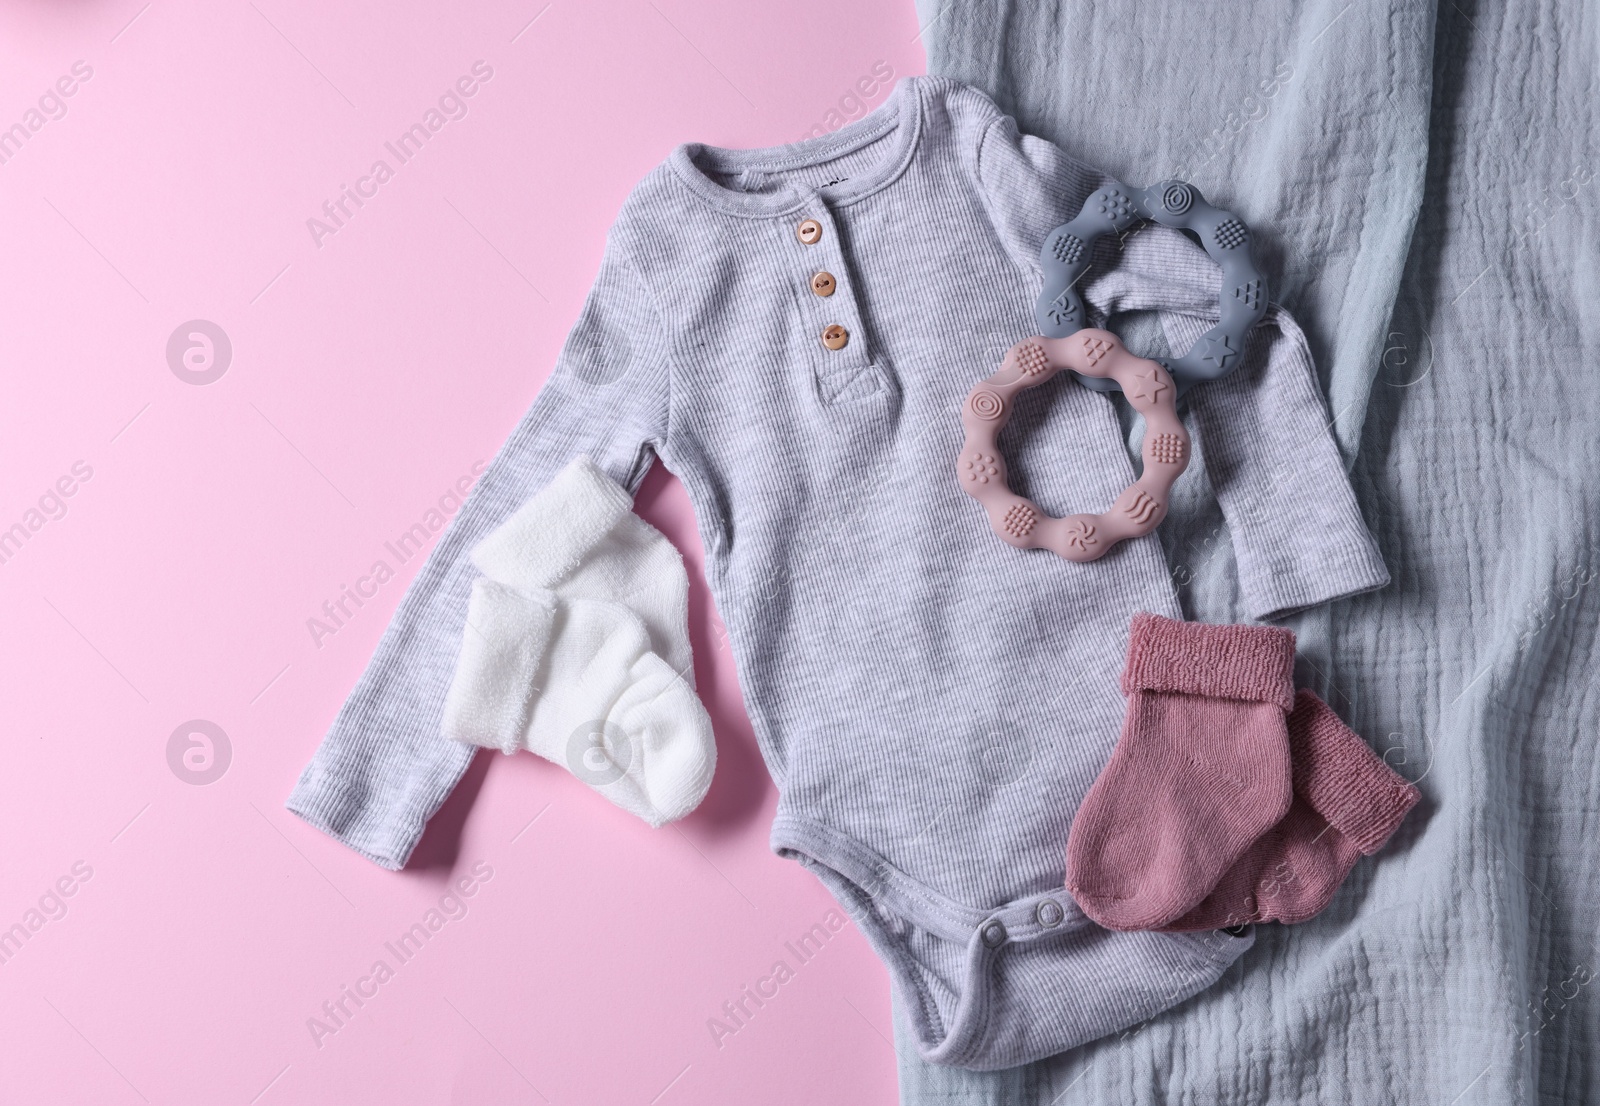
957, 329, 1191, 563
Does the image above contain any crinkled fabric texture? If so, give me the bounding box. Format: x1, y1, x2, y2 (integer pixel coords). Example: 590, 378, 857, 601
907, 0, 1600, 1101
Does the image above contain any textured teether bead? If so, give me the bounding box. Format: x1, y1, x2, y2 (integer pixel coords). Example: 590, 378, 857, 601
1050, 232, 1084, 264
1233, 278, 1262, 311
1095, 187, 1136, 226
1014, 340, 1050, 377
967, 388, 1004, 420
1125, 365, 1171, 407
1002, 503, 1039, 539
1062, 519, 1099, 555
1147, 432, 1186, 466
1121, 488, 1162, 526
1213, 218, 1247, 249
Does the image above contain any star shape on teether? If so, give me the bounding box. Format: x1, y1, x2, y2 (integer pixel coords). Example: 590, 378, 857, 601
1200, 334, 1235, 370
1129, 367, 1168, 403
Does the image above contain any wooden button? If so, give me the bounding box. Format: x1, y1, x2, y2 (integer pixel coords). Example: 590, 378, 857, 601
821, 324, 849, 350
796, 219, 823, 245
810, 271, 837, 297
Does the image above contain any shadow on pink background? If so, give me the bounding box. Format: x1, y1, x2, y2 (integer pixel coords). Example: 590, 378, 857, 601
0, 1, 927, 1101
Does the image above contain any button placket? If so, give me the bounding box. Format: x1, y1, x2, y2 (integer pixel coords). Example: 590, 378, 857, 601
789, 195, 877, 403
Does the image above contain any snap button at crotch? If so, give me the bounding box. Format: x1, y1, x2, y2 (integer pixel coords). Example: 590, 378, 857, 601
980, 920, 1008, 949
983, 893, 1089, 945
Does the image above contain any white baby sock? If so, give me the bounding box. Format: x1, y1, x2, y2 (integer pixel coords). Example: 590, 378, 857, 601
471, 461, 694, 678
442, 458, 715, 826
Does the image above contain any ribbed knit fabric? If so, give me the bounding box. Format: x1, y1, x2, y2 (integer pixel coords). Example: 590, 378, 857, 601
285, 76, 1389, 1068
1287, 690, 1421, 855
1066, 613, 1296, 930
1162, 690, 1420, 930
1118, 612, 1298, 711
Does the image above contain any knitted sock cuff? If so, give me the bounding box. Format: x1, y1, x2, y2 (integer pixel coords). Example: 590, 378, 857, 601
1120, 612, 1297, 711
440, 580, 558, 754
1289, 690, 1420, 855
472, 455, 634, 590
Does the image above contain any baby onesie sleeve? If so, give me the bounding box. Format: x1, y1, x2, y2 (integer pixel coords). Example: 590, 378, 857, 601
1148, 275, 1391, 620
285, 232, 674, 869
971, 98, 1388, 621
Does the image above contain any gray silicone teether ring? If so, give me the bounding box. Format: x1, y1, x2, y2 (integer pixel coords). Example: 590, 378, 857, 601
1035, 180, 1268, 396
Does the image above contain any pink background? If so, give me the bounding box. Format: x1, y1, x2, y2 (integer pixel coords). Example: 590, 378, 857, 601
0, 1, 928, 1101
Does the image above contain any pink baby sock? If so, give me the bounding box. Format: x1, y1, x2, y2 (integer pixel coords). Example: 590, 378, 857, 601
1161, 690, 1420, 932
1066, 613, 1298, 931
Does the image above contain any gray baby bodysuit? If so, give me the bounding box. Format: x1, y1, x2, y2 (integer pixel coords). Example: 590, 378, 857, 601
287, 76, 1389, 1069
